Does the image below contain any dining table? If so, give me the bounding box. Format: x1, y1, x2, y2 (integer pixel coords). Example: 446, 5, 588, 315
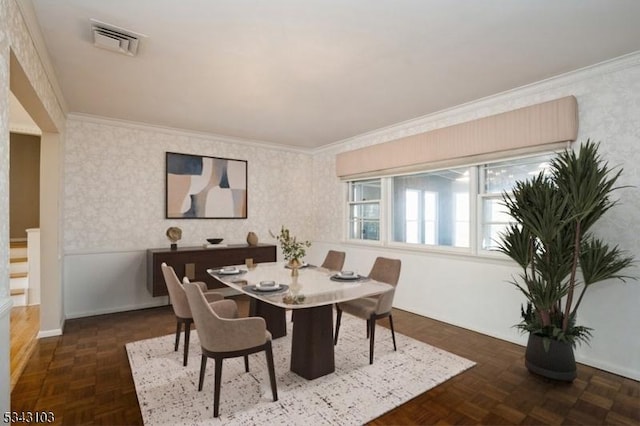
207, 261, 393, 380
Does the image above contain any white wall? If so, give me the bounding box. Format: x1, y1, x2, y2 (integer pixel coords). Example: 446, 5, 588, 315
64, 251, 164, 319
62, 117, 315, 318
311, 54, 640, 380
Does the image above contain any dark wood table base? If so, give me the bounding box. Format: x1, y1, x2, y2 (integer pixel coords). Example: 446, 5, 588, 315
249, 299, 287, 339
290, 304, 335, 379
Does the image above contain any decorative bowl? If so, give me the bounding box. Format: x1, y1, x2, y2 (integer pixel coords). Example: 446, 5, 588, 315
206, 238, 224, 244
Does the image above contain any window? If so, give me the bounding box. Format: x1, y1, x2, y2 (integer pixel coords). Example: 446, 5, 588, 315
391, 167, 470, 248
478, 153, 555, 250
345, 151, 558, 256
348, 179, 381, 241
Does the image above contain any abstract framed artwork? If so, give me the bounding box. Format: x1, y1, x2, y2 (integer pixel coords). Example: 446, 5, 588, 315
166, 152, 247, 219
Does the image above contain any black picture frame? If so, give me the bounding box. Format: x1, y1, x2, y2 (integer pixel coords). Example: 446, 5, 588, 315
165, 152, 247, 219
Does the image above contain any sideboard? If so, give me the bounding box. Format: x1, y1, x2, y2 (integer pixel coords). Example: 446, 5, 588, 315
146, 244, 277, 297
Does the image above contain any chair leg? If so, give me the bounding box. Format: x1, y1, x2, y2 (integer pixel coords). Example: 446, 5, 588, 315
334, 306, 342, 345
369, 315, 376, 364
366, 319, 370, 339
389, 314, 397, 351
198, 354, 207, 391
244, 355, 249, 372
213, 358, 223, 418
183, 320, 192, 366
174, 320, 182, 351
265, 341, 278, 402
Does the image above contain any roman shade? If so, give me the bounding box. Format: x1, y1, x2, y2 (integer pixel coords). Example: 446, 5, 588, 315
336, 96, 578, 178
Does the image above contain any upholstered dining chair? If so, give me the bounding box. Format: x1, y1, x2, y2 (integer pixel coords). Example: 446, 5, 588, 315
161, 262, 224, 366
184, 282, 278, 418
320, 250, 346, 272
333, 257, 402, 364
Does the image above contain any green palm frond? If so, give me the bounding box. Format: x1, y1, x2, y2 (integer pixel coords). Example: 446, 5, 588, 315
498, 140, 635, 347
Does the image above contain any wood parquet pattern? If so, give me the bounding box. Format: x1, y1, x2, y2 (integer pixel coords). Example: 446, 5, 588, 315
10, 298, 640, 425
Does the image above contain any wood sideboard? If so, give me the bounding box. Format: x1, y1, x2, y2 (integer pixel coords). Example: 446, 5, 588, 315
147, 243, 277, 297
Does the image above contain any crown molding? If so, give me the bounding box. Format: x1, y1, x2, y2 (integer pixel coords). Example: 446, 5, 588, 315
314, 50, 640, 155
67, 113, 314, 154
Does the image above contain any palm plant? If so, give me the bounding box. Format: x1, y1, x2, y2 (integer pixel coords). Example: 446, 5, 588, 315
497, 140, 634, 348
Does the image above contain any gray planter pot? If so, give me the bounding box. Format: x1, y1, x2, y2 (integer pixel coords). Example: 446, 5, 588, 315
524, 333, 577, 382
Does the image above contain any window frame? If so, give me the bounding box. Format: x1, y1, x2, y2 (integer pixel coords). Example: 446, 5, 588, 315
385, 165, 475, 255
343, 149, 562, 258
476, 151, 558, 257
345, 178, 384, 245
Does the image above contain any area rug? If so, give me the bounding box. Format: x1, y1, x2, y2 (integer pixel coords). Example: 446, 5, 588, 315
126, 312, 475, 425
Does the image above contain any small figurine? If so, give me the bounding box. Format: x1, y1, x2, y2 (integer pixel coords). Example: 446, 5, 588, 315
166, 227, 182, 250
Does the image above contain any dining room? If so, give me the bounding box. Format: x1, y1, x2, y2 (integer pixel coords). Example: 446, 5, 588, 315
3, 1, 640, 424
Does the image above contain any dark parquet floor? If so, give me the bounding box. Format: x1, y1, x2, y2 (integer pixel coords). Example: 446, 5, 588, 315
10, 296, 640, 425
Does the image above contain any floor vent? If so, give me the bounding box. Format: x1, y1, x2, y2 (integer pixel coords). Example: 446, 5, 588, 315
90, 19, 146, 56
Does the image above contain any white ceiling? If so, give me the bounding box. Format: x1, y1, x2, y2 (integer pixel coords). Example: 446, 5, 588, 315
25, 0, 640, 148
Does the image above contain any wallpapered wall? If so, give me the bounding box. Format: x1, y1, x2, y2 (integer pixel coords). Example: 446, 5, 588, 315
63, 118, 315, 252
2, 0, 67, 413
62, 118, 318, 318
311, 56, 640, 379
313, 58, 640, 248
1, 8, 10, 304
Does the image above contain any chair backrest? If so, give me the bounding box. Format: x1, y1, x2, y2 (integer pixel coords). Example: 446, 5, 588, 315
161, 262, 192, 319
368, 257, 402, 314
321, 250, 346, 271
184, 282, 267, 352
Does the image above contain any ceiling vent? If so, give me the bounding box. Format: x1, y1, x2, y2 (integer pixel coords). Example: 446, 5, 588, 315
90, 19, 146, 56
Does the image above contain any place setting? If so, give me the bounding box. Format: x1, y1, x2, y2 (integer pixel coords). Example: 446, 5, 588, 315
284, 261, 314, 269
330, 270, 367, 282
244, 280, 289, 295
207, 266, 247, 276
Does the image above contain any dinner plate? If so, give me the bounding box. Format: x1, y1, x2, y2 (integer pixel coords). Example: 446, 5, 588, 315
248, 284, 284, 292
331, 273, 360, 281
212, 268, 244, 275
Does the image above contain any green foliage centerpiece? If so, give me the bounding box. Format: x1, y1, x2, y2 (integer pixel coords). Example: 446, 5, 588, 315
270, 226, 311, 276
497, 140, 635, 380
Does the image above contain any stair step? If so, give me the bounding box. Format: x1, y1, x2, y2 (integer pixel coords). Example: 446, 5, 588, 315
10, 241, 28, 248
10, 248, 28, 258
10, 262, 28, 275
10, 272, 28, 279
10, 257, 28, 263
10, 288, 26, 296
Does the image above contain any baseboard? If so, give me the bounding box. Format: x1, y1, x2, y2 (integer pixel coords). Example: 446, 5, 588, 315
64, 299, 169, 320
37, 328, 63, 338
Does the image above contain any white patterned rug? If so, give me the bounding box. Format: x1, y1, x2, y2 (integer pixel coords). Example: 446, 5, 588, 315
126, 311, 475, 425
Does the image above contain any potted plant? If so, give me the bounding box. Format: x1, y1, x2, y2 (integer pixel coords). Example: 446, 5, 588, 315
270, 226, 311, 275
497, 140, 635, 381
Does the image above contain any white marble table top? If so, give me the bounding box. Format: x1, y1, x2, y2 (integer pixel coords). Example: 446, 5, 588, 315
207, 261, 392, 309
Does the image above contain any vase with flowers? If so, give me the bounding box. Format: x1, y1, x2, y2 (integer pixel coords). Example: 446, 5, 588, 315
270, 226, 311, 277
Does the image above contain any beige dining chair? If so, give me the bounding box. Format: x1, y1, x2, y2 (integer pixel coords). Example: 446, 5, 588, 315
184, 282, 278, 418
320, 250, 346, 272
161, 262, 224, 366
334, 257, 402, 364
